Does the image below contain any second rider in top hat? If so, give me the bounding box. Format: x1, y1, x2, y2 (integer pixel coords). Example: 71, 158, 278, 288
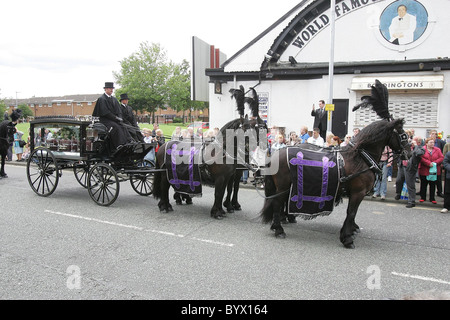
119, 93, 144, 142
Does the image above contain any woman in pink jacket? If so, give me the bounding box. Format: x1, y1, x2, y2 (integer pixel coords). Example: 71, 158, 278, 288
419, 138, 444, 204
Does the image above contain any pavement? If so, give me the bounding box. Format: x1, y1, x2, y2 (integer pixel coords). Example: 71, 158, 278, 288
5, 155, 445, 210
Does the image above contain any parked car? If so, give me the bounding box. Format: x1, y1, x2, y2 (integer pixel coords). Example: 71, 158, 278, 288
188, 122, 209, 130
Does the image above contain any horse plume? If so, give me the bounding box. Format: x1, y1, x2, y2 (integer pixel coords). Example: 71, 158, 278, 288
244, 87, 260, 118
10, 109, 23, 122
229, 85, 245, 117
352, 79, 392, 120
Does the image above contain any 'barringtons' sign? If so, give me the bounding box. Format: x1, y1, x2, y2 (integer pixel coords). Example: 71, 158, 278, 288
351, 75, 444, 91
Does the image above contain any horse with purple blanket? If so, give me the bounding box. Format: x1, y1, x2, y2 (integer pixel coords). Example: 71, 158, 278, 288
260, 80, 411, 248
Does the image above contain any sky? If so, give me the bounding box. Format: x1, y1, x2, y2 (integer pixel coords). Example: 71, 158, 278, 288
0, 0, 300, 100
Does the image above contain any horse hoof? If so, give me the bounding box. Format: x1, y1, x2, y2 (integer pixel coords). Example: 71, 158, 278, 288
233, 205, 242, 211
344, 243, 355, 249
212, 214, 224, 220
175, 201, 182, 205
185, 200, 193, 205
275, 231, 286, 239
226, 208, 234, 213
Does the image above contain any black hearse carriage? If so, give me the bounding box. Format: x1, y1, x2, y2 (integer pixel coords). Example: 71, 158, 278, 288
26, 117, 157, 206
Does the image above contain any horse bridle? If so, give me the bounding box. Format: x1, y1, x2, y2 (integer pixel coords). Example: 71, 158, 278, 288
392, 129, 410, 159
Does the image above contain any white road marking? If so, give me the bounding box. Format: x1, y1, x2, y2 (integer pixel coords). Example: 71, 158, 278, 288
392, 271, 450, 285
44, 210, 234, 248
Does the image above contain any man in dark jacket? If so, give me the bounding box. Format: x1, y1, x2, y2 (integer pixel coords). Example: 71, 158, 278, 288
404, 136, 425, 208
92, 82, 134, 150
311, 100, 327, 141
0, 109, 21, 177
119, 93, 144, 142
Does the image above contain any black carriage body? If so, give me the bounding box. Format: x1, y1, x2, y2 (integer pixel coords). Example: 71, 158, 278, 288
30, 118, 94, 160
28, 118, 157, 206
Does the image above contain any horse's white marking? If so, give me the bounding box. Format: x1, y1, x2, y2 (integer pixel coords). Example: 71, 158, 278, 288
392, 272, 450, 285
44, 210, 234, 248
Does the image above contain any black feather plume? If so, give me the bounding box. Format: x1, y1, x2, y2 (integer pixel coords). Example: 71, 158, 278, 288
244, 87, 260, 118
352, 79, 392, 120
229, 85, 245, 117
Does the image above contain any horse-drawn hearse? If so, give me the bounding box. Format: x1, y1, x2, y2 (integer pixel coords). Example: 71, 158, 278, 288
26, 117, 157, 206
24, 80, 411, 249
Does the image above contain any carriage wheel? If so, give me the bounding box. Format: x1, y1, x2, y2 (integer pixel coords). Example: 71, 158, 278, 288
130, 172, 154, 196
87, 163, 120, 206
73, 161, 90, 188
26, 148, 59, 197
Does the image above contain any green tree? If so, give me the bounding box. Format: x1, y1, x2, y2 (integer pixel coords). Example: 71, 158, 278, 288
166, 59, 208, 124
17, 104, 33, 118
166, 59, 191, 123
114, 42, 171, 124
0, 91, 7, 116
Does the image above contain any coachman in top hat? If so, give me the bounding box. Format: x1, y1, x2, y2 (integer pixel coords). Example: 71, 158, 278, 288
92, 82, 135, 150
119, 93, 144, 142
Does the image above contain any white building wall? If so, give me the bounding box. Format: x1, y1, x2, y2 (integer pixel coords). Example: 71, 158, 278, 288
210, 0, 450, 142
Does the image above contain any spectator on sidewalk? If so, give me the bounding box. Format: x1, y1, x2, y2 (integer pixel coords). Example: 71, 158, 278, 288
373, 146, 393, 200
430, 130, 445, 198
418, 138, 444, 204
397, 136, 424, 208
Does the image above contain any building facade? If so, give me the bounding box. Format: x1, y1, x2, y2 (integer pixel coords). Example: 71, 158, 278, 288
206, 0, 450, 140
6, 94, 209, 124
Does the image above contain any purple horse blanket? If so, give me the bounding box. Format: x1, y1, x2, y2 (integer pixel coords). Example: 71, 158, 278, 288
164, 140, 203, 196
287, 146, 341, 219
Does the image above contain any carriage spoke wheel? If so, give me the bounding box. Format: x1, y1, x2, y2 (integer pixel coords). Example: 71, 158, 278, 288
26, 148, 59, 197
87, 163, 119, 206
130, 172, 154, 196
73, 161, 90, 188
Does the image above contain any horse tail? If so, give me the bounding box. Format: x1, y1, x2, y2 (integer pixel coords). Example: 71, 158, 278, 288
259, 175, 276, 224
153, 149, 163, 200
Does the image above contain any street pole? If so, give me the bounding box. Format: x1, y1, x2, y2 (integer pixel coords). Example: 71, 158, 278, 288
328, 0, 336, 134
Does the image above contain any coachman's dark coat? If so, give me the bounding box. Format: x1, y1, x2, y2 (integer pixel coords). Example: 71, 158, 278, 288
92, 94, 133, 149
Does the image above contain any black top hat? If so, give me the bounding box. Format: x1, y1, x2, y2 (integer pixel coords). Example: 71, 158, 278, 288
104, 82, 115, 89
120, 93, 129, 101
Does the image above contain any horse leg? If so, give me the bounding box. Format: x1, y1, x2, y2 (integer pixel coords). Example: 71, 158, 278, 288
270, 196, 287, 239
340, 193, 364, 249
231, 170, 242, 211
174, 192, 183, 205
158, 176, 173, 213
0, 155, 6, 178
211, 176, 228, 220
181, 193, 193, 205
223, 173, 235, 213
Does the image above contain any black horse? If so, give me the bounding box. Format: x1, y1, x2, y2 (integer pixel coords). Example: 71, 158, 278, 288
153, 116, 261, 219
222, 87, 268, 213
260, 80, 410, 248
0, 110, 21, 178
153, 87, 267, 219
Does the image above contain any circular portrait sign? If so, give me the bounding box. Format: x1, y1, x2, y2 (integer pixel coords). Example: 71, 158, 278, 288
379, 0, 428, 45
